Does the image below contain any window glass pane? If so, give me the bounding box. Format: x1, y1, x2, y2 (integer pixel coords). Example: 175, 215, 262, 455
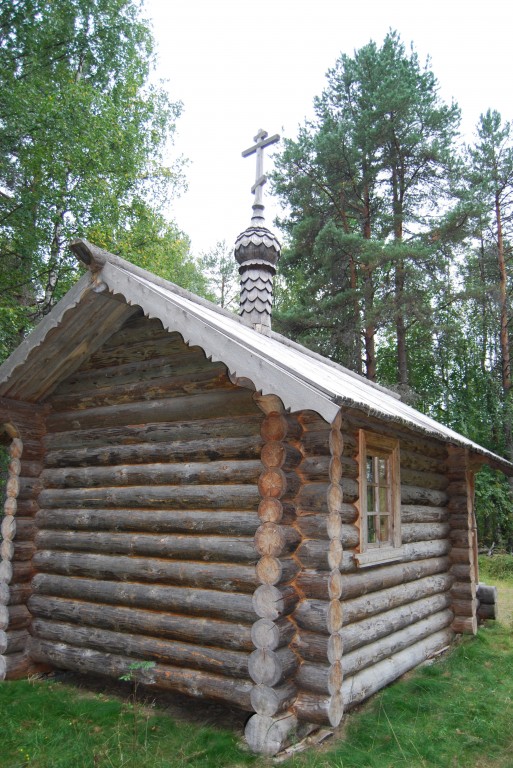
368, 515, 377, 544
367, 485, 375, 513
366, 456, 374, 483
379, 486, 389, 513
378, 457, 387, 482
380, 515, 390, 544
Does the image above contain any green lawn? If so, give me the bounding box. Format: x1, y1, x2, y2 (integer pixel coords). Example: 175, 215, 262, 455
2, 564, 513, 768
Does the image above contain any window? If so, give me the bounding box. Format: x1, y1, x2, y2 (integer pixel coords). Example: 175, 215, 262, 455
355, 430, 402, 567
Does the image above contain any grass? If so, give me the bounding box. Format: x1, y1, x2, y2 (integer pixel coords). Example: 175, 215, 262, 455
1, 563, 512, 768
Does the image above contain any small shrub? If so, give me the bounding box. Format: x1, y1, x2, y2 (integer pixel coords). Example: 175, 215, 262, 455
479, 553, 513, 582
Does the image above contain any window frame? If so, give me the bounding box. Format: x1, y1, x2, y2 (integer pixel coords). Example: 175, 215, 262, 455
355, 430, 403, 567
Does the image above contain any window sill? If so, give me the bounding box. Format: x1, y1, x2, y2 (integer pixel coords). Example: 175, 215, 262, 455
354, 546, 406, 569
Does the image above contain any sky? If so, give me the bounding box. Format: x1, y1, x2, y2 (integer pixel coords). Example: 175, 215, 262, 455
143, 0, 513, 256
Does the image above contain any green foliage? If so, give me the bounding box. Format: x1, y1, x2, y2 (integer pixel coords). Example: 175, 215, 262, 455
197, 240, 240, 309
479, 553, 513, 582
273, 31, 462, 387
0, 0, 187, 358
474, 467, 513, 548
0, 678, 257, 768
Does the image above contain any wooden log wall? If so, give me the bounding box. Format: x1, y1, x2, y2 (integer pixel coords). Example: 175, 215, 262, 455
0, 399, 45, 680
447, 447, 478, 634
244, 398, 302, 754
27, 313, 266, 709
293, 410, 457, 723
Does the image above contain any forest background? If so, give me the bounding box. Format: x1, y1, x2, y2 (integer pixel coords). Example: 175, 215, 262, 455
1, 0, 513, 548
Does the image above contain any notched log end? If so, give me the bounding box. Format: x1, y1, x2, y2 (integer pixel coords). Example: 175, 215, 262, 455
70, 239, 108, 273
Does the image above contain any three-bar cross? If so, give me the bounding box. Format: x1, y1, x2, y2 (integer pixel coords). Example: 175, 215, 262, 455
242, 129, 280, 208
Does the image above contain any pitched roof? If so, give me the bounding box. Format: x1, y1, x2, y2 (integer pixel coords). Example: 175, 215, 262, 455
1, 239, 511, 474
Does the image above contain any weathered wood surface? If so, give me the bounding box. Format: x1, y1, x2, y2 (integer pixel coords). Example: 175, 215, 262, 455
31, 619, 252, 678
35, 530, 258, 563
33, 551, 259, 593
45, 436, 262, 468
28, 595, 253, 651
0, 629, 29, 654
248, 647, 298, 687
294, 627, 453, 724
42, 459, 261, 488
35, 508, 260, 536
46, 389, 257, 432
341, 628, 454, 709
29, 638, 254, 709
296, 556, 450, 601
44, 414, 263, 451
39, 484, 260, 510
32, 574, 257, 622
295, 573, 453, 633
401, 505, 448, 523
251, 618, 296, 651
250, 680, 297, 717
296, 608, 453, 692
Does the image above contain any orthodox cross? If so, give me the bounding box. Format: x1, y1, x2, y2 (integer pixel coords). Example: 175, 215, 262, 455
242, 129, 280, 208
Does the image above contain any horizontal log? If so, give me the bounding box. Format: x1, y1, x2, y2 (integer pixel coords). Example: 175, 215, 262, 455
401, 485, 448, 506
260, 442, 302, 471
258, 469, 301, 499
450, 529, 472, 548
341, 628, 454, 710
248, 647, 298, 686
250, 681, 298, 717
296, 556, 450, 601
0, 604, 31, 631
49, 364, 230, 411
1, 541, 36, 561
35, 508, 260, 536
400, 468, 448, 491
44, 414, 263, 451
4, 583, 33, 606
343, 609, 453, 678
252, 585, 298, 620
255, 556, 300, 586
401, 505, 448, 524
260, 413, 302, 442
295, 660, 344, 696
39, 484, 260, 510
297, 456, 358, 483
28, 595, 253, 651
42, 459, 261, 489
295, 573, 453, 634
0, 629, 29, 654
293, 691, 343, 726
295, 535, 359, 571
450, 548, 472, 565
53, 348, 216, 394
45, 436, 263, 469
297, 480, 358, 511
31, 619, 252, 678
400, 449, 446, 474
46, 389, 257, 432
1, 517, 37, 542
28, 639, 253, 710
294, 508, 358, 537
1, 651, 32, 681
401, 522, 450, 543
451, 598, 477, 617
35, 530, 258, 564
451, 581, 477, 600
33, 551, 259, 593
251, 618, 296, 651
300, 431, 355, 458
2, 560, 33, 583
32, 574, 256, 622
452, 615, 477, 634
451, 564, 473, 581
477, 583, 498, 604
477, 602, 497, 620
254, 522, 299, 557
18, 477, 43, 500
